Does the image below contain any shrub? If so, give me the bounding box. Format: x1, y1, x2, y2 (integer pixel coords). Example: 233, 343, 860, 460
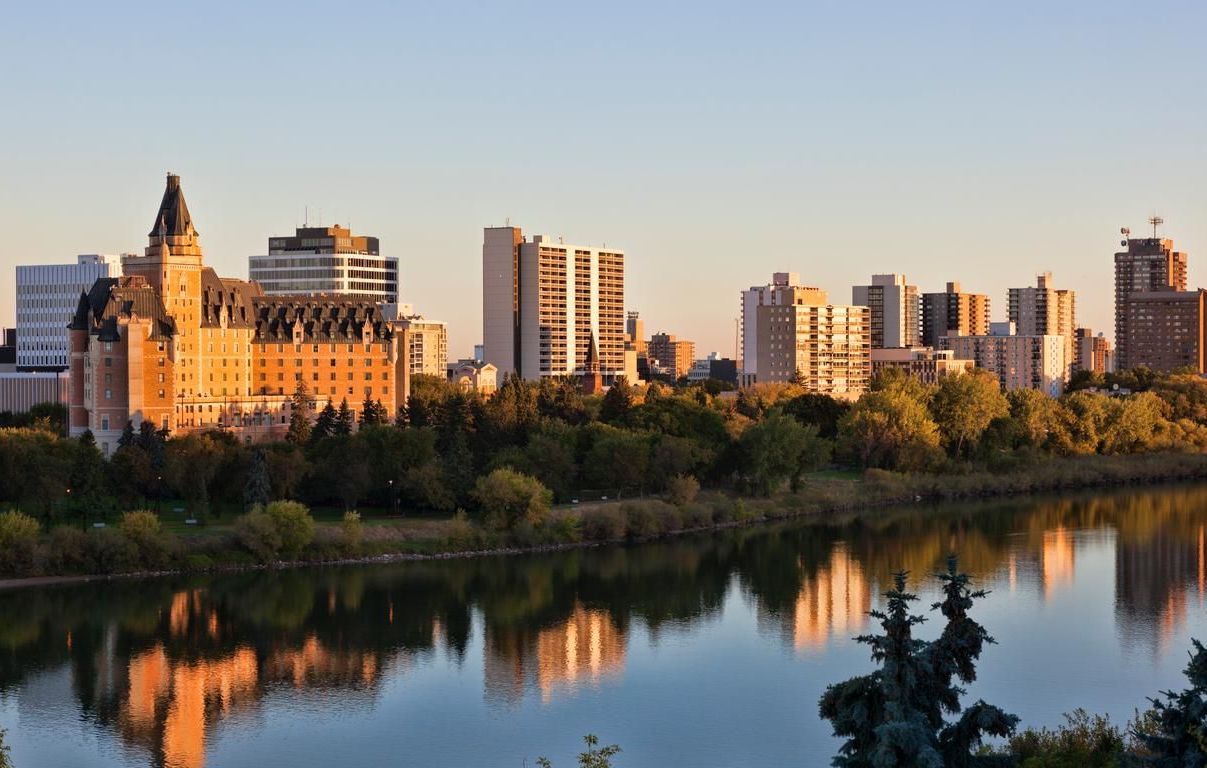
472, 468, 553, 531
681, 502, 713, 529
88, 527, 138, 573
622, 501, 660, 539
445, 510, 478, 549
664, 474, 700, 506
580, 507, 626, 541
548, 513, 582, 544
45, 526, 90, 573
1004, 709, 1124, 767
119, 510, 172, 569
0, 510, 41, 576
265, 500, 315, 557
341, 510, 363, 552
234, 507, 283, 561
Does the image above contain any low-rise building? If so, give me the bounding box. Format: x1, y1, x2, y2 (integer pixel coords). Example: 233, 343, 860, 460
870, 347, 974, 386
449, 359, 498, 395
942, 322, 1066, 395
0, 370, 69, 415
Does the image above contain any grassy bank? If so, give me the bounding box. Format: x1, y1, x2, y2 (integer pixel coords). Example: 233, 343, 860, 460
3, 451, 1207, 586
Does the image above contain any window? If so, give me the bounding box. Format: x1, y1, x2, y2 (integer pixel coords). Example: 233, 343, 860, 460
101, 415, 109, 431
104, 388, 112, 400
104, 357, 112, 367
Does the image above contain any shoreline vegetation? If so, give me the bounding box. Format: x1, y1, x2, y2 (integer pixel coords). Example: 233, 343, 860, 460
2, 450, 1207, 590
6, 365, 1207, 586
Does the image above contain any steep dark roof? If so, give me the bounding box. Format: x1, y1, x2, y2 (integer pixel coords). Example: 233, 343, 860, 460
148, 173, 197, 237
252, 297, 396, 344
583, 331, 600, 371
200, 268, 261, 329
69, 276, 176, 342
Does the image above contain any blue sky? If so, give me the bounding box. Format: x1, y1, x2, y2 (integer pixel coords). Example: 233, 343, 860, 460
1, 0, 1205, 356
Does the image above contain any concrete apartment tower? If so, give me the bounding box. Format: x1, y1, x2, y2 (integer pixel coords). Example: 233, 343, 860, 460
1114, 231, 1190, 371
741, 272, 812, 382
482, 226, 625, 381
921, 282, 991, 348
754, 285, 870, 396
852, 274, 920, 349
250, 225, 398, 303
1008, 272, 1076, 375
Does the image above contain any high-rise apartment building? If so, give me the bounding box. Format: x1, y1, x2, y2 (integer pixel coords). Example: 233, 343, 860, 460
1114, 234, 1189, 371
1008, 272, 1076, 375
15, 254, 124, 370
1073, 328, 1114, 374
390, 314, 448, 378
852, 274, 919, 349
921, 282, 990, 347
647, 333, 696, 380
1123, 289, 1206, 373
69, 174, 406, 453
755, 286, 870, 396
482, 226, 624, 381
250, 225, 397, 302
741, 272, 815, 381
942, 323, 1066, 396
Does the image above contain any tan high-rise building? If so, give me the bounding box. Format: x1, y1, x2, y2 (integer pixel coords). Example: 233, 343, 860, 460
1009, 272, 1075, 375
482, 227, 624, 381
740, 272, 814, 381
921, 282, 990, 347
389, 314, 448, 378
942, 323, 1066, 396
1073, 328, 1114, 374
852, 274, 920, 349
647, 332, 695, 380
1115, 233, 1190, 371
755, 286, 870, 396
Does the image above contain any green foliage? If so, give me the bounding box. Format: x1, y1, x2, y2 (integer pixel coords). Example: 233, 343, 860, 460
537, 734, 621, 768
234, 507, 283, 561
118, 510, 172, 569
243, 448, 273, 510
600, 377, 635, 423
265, 501, 315, 557
471, 468, 553, 531
1131, 638, 1207, 765
286, 380, 314, 445
838, 378, 942, 471
0, 510, 40, 575
0, 724, 10, 768
819, 557, 1018, 767
664, 474, 700, 506
931, 371, 1009, 457
1004, 710, 1125, 768
341, 510, 363, 552
739, 409, 831, 495
165, 432, 226, 520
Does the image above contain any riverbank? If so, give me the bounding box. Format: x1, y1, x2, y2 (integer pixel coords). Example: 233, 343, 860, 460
3, 451, 1207, 590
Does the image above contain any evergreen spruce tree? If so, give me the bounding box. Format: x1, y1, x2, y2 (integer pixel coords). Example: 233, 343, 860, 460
600, 376, 634, 423
118, 421, 137, 449
1133, 639, 1207, 765
243, 448, 272, 509
335, 398, 355, 436
286, 380, 314, 445
819, 557, 1017, 767
312, 401, 338, 444
359, 398, 388, 426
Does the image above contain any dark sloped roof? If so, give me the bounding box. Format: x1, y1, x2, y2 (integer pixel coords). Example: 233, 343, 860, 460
252, 297, 395, 344
148, 173, 197, 237
69, 276, 176, 342
200, 268, 261, 329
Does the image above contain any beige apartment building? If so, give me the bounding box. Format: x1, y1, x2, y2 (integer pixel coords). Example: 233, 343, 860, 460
482, 226, 625, 382
870, 347, 974, 386
755, 285, 870, 397
921, 282, 990, 347
389, 314, 448, 378
647, 333, 695, 380
942, 323, 1066, 396
852, 274, 920, 349
1008, 272, 1075, 375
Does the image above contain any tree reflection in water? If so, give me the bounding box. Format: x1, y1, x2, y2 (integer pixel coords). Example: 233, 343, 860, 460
1, 484, 1206, 767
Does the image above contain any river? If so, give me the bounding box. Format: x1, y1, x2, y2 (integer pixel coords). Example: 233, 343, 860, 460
2, 484, 1206, 767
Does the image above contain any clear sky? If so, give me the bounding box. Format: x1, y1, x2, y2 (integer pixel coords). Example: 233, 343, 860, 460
2, 0, 1205, 357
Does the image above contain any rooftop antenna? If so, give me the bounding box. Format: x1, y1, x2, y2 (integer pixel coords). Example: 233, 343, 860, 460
1149, 215, 1164, 238
304, 206, 309, 227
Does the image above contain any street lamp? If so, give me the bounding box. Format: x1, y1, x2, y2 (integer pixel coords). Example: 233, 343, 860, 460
387, 478, 399, 517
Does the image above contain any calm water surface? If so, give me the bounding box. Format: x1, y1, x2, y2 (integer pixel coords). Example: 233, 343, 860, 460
3, 485, 1207, 767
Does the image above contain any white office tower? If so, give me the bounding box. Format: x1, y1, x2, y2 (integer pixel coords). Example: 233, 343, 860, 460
16, 254, 124, 370
852, 273, 920, 349
249, 225, 397, 302
482, 226, 625, 380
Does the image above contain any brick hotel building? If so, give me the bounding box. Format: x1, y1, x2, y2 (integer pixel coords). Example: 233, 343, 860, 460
68, 174, 407, 453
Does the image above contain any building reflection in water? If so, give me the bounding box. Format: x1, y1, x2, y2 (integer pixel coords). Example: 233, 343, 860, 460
1116, 523, 1207, 654
1041, 527, 1075, 598
484, 603, 626, 706
755, 543, 871, 653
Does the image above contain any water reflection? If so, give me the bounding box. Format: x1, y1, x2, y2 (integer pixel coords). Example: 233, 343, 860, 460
2, 485, 1207, 767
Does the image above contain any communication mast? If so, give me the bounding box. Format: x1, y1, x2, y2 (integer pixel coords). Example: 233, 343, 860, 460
1150, 215, 1164, 238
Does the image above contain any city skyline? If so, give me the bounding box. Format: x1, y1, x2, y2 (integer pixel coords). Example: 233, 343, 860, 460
3, 2, 1207, 357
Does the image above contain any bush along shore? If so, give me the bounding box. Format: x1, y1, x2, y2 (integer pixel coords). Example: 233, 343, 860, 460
3, 451, 1207, 585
